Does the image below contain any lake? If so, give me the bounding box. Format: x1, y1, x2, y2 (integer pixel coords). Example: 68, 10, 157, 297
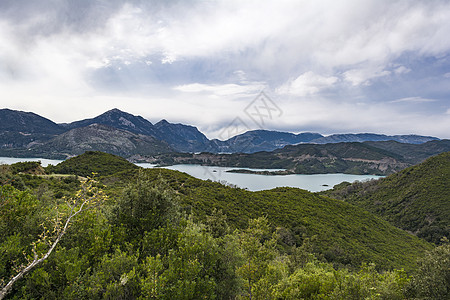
0, 157, 64, 167
1, 157, 383, 192
136, 163, 383, 192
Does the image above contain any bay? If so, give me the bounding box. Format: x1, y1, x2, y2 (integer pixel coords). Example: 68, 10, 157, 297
136, 164, 383, 192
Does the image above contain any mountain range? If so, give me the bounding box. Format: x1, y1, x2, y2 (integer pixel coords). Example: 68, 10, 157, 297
147, 139, 450, 175
0, 108, 442, 159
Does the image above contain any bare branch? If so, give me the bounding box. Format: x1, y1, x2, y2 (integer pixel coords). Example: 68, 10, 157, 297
0, 177, 106, 300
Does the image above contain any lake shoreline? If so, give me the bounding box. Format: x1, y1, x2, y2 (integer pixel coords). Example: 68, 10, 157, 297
2, 157, 384, 192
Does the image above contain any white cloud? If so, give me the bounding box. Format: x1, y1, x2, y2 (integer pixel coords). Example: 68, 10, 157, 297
267, 97, 450, 138
1, 0, 450, 138
394, 66, 411, 75
343, 67, 391, 86
174, 82, 265, 97
276, 72, 338, 96
390, 97, 436, 103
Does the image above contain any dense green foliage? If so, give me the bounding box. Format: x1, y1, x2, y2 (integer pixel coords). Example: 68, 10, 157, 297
9, 162, 43, 175
323, 152, 450, 244
0, 152, 447, 299
103, 168, 431, 272
0, 164, 80, 198
46, 151, 139, 177
405, 242, 450, 298
0, 176, 443, 299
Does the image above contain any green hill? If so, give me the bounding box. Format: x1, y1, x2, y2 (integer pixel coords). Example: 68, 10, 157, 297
43, 151, 435, 270
2, 151, 444, 299
46, 151, 139, 177
104, 167, 432, 271
323, 152, 450, 244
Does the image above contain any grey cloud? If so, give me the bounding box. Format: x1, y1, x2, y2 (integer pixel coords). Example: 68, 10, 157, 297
1, 0, 450, 138
0, 0, 125, 36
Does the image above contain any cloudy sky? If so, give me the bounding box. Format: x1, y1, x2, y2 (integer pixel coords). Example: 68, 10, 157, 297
1, 0, 449, 139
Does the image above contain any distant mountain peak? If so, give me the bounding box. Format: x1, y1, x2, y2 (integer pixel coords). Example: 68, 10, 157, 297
106, 108, 123, 113
99, 108, 138, 119
64, 108, 158, 137
28, 123, 173, 158
0, 108, 443, 157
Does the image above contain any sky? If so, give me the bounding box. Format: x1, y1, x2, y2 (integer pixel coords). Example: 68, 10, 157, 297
0, 0, 449, 139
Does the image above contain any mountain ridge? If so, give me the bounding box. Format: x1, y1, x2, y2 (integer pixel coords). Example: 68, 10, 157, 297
0, 108, 443, 158
1, 123, 173, 159
310, 133, 439, 144
0, 108, 66, 149
146, 140, 450, 175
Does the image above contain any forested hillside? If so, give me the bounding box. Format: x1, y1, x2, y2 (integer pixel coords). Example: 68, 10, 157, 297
323, 152, 450, 245
0, 152, 448, 299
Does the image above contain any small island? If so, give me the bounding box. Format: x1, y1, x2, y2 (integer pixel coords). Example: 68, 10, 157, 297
226, 169, 293, 175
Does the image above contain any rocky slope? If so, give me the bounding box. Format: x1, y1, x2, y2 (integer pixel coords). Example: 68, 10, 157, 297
24, 124, 173, 159
0, 108, 443, 157
0, 108, 65, 148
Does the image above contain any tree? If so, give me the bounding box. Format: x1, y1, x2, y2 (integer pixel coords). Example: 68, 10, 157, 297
236, 217, 280, 299
0, 177, 106, 300
406, 241, 450, 299
112, 172, 180, 237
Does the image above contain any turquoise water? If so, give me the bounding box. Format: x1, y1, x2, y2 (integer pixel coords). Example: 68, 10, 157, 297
136, 164, 383, 192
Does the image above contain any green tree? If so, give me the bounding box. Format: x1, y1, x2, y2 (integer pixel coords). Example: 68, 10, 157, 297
236, 217, 281, 299
140, 219, 219, 299
406, 242, 450, 299
112, 173, 179, 238
0, 178, 106, 299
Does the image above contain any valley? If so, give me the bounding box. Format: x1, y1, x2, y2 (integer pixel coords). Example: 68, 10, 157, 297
0, 108, 449, 299
1, 150, 448, 299
1, 108, 448, 178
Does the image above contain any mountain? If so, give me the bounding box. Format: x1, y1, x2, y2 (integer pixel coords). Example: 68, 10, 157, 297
147, 142, 410, 175
210, 130, 322, 153
310, 133, 439, 144
148, 140, 450, 175
323, 152, 450, 244
62, 108, 160, 137
154, 119, 213, 152
27, 124, 173, 159
364, 139, 450, 164
60, 109, 324, 154
0, 108, 443, 157
273, 142, 408, 174
0, 108, 65, 148
62, 109, 438, 153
